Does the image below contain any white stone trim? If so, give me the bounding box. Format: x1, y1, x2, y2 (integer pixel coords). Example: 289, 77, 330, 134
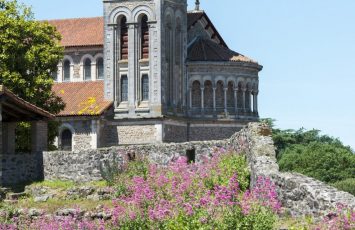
90, 120, 98, 149
80, 54, 95, 81
109, 6, 132, 24
132, 5, 155, 22
62, 55, 74, 82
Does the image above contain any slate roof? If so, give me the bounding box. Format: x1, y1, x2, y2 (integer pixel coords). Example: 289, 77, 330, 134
187, 11, 227, 47
47, 17, 104, 47
187, 37, 258, 64
52, 81, 113, 116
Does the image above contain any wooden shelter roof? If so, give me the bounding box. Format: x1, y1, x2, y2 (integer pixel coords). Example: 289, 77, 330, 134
0, 85, 54, 122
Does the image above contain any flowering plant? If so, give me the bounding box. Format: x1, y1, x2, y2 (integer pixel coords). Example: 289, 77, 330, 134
0, 149, 282, 230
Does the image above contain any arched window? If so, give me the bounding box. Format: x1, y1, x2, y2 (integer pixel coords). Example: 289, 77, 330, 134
216, 81, 224, 110
141, 15, 149, 59
63, 60, 70, 81
191, 81, 201, 108
142, 74, 149, 101
227, 81, 234, 109
237, 82, 244, 111
61, 129, 72, 151
120, 16, 128, 60
84, 59, 91, 81
165, 15, 173, 106
175, 19, 182, 64
204, 81, 213, 112
51, 70, 57, 81
96, 58, 104, 80
121, 75, 128, 102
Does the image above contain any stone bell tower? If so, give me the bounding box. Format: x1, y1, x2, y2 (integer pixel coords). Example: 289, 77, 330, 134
103, 0, 187, 119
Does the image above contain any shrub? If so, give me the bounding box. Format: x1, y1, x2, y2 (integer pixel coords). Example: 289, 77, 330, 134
278, 142, 355, 184
333, 178, 355, 196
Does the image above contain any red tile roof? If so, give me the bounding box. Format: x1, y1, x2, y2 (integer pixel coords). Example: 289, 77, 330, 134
46, 12, 226, 48
187, 37, 258, 64
52, 81, 113, 117
47, 17, 104, 47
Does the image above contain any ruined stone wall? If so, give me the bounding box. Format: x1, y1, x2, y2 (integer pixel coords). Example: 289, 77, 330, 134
230, 123, 355, 217
42, 123, 355, 217
189, 125, 242, 141
0, 153, 43, 186
43, 139, 227, 182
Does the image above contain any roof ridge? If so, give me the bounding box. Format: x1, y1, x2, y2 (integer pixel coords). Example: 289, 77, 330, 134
45, 16, 103, 22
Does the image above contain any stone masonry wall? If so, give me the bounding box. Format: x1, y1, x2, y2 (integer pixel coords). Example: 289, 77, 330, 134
189, 126, 242, 141
230, 123, 355, 217
43, 140, 228, 182
101, 124, 161, 147
43, 123, 355, 217
0, 153, 43, 186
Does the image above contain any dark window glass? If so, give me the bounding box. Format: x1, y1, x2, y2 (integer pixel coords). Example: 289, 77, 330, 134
63, 60, 70, 81
142, 74, 149, 101
61, 129, 72, 151
121, 75, 128, 102
51, 70, 57, 81
84, 59, 91, 81
97, 58, 104, 79
141, 15, 149, 59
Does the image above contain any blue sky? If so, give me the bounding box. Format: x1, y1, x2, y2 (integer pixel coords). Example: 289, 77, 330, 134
19, 0, 355, 149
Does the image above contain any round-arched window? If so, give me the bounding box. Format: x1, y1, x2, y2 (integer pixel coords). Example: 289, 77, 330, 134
61, 129, 72, 151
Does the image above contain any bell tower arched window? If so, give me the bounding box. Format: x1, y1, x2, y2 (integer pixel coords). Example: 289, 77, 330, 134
141, 15, 149, 59
121, 75, 128, 102
120, 16, 128, 60
142, 74, 149, 101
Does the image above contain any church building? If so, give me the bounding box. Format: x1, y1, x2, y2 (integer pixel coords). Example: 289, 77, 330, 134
49, 0, 262, 151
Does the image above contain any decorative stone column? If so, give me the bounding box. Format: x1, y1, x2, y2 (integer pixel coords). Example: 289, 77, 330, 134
188, 87, 192, 109
188, 86, 192, 117
212, 87, 216, 116
2, 122, 16, 154
242, 88, 246, 113
234, 89, 238, 116
223, 87, 228, 115
201, 87, 204, 115
127, 22, 138, 114
253, 90, 259, 115
31, 121, 48, 153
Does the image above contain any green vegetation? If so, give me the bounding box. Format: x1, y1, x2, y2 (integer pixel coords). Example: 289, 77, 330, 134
333, 178, 355, 196
31, 180, 108, 189
0, 0, 65, 150
262, 118, 355, 195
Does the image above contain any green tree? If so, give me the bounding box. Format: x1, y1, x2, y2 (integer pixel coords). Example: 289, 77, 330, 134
261, 118, 355, 194
0, 0, 65, 149
278, 142, 355, 183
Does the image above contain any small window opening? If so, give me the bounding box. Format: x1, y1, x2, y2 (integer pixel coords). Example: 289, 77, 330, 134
186, 148, 196, 164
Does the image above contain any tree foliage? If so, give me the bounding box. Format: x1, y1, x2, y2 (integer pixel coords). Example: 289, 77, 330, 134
278, 142, 355, 183
261, 118, 355, 190
0, 0, 64, 113
0, 0, 65, 149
